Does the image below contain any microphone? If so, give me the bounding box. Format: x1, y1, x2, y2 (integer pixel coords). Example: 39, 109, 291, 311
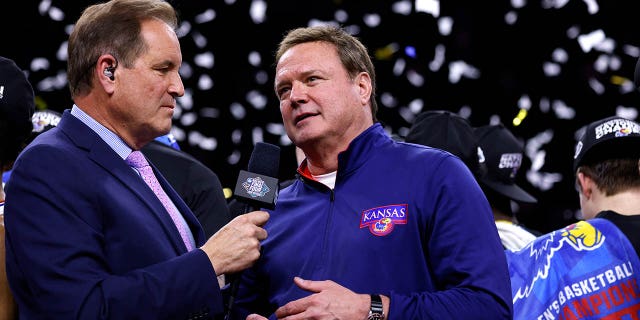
233, 142, 281, 211
225, 142, 280, 319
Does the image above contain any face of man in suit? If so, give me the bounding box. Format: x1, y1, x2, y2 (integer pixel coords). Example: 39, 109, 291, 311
88, 19, 185, 150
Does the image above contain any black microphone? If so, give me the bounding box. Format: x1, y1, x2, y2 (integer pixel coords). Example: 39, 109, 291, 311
225, 142, 280, 319
233, 142, 281, 211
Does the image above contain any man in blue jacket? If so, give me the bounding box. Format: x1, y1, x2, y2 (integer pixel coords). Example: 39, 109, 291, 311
232, 25, 512, 320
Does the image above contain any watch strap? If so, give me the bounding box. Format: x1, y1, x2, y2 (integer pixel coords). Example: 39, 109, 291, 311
368, 294, 384, 319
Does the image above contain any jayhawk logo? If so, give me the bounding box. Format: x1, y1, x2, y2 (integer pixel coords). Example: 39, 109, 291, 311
561, 220, 603, 249
616, 127, 632, 137
360, 204, 408, 236
372, 218, 394, 234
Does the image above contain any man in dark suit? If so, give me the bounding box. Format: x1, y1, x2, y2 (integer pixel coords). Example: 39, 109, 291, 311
3, 0, 268, 318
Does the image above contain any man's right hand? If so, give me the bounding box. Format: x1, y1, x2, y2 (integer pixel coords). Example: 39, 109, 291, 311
200, 210, 269, 275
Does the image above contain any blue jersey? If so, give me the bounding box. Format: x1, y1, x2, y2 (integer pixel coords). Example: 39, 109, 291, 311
507, 218, 640, 319
232, 123, 512, 319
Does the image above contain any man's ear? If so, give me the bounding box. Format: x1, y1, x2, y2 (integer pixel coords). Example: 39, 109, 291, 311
97, 54, 118, 93
576, 172, 593, 199
355, 71, 372, 106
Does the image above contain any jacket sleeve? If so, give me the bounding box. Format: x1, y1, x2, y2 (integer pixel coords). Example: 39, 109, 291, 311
387, 155, 513, 319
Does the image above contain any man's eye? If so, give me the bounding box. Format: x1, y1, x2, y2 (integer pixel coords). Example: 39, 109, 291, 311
278, 87, 290, 96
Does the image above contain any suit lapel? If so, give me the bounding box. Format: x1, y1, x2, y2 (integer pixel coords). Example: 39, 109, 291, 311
57, 111, 193, 253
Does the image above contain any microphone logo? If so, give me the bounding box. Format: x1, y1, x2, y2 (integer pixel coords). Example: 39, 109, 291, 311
233, 170, 279, 210
242, 176, 271, 198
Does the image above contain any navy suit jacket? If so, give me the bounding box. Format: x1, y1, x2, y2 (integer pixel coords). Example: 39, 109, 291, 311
4, 110, 223, 319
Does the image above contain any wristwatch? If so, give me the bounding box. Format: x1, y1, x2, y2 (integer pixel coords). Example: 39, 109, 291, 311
368, 294, 384, 320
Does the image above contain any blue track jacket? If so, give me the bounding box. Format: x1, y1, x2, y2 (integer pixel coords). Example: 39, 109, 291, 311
232, 123, 512, 319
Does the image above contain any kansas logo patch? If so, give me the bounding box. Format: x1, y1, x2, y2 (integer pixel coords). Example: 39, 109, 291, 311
360, 204, 408, 236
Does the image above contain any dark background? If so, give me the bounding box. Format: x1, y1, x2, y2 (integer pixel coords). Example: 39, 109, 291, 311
2, 0, 639, 234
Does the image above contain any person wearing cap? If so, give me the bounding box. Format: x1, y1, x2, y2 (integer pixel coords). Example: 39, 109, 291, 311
405, 110, 485, 175
475, 124, 540, 251
572, 115, 640, 254
0, 56, 34, 194
0, 55, 35, 320
405, 111, 539, 251
506, 115, 640, 319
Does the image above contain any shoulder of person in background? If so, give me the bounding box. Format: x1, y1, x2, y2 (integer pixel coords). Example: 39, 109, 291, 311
0, 54, 36, 320
142, 135, 231, 238
507, 217, 640, 319
0, 56, 35, 177
3, 109, 62, 184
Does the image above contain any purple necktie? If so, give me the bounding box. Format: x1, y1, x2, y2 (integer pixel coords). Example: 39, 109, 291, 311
126, 151, 195, 251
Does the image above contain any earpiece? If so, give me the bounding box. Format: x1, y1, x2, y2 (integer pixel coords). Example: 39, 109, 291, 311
104, 66, 115, 81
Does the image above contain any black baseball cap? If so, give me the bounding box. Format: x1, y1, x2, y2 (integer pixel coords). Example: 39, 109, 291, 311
573, 116, 640, 172
475, 124, 537, 204
0, 56, 35, 163
405, 110, 484, 176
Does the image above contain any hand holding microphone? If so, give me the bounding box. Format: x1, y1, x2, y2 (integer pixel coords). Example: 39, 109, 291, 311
200, 210, 269, 275
200, 142, 280, 276
225, 142, 281, 319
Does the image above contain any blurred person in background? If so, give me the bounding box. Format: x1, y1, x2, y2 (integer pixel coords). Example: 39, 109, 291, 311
0, 55, 35, 320
405, 110, 539, 251
474, 123, 540, 250
507, 115, 640, 319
